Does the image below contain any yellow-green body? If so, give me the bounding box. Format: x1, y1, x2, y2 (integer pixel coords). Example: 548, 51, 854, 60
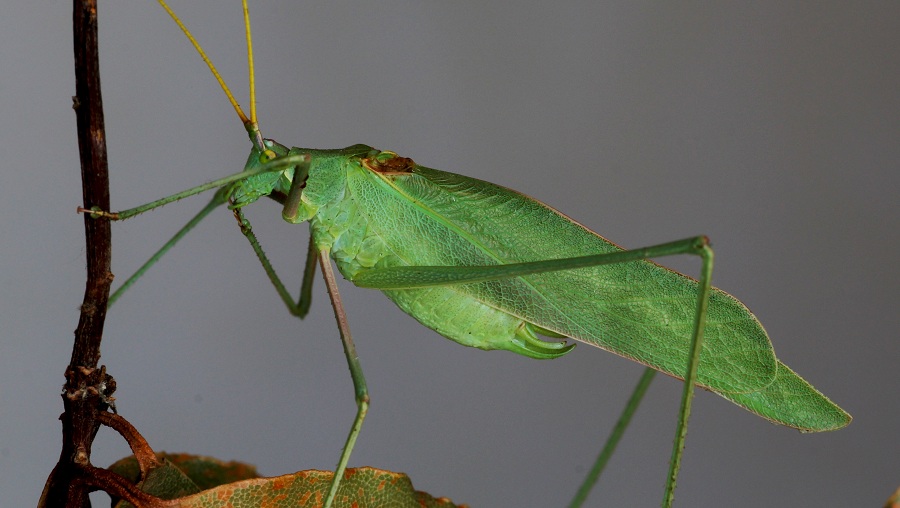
232, 139, 849, 432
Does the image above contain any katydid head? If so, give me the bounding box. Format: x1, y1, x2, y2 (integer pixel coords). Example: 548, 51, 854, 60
229, 142, 379, 224
228, 139, 296, 209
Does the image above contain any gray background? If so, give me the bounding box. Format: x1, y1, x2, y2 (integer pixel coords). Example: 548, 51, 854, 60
3, 1, 898, 506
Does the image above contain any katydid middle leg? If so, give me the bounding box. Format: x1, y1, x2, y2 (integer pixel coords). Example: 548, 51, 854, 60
318, 248, 370, 508
231, 209, 368, 508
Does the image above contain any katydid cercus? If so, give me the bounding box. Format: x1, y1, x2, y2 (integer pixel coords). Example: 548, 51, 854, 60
82, 1, 850, 507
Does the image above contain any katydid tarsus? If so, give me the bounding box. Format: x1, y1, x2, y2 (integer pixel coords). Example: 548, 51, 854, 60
84, 1, 851, 506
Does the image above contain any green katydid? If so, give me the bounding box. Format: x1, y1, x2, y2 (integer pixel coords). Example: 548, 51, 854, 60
84, 1, 851, 506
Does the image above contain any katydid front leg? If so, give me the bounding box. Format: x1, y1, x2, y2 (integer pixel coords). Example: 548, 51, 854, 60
109, 189, 227, 308
79, 153, 311, 308
232, 207, 316, 318
79, 154, 309, 221
229, 156, 318, 317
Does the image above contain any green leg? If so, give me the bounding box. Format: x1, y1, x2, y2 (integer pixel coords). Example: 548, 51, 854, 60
318, 249, 369, 508
355, 236, 715, 506
232, 215, 367, 508
662, 241, 713, 508
566, 239, 713, 508
352, 237, 712, 289
568, 367, 657, 508
230, 156, 318, 317
108, 189, 228, 308
81, 154, 310, 220
297, 235, 318, 317
231, 207, 316, 317
91, 153, 308, 307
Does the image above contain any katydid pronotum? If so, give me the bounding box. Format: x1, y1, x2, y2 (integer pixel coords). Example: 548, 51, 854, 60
83, 2, 851, 506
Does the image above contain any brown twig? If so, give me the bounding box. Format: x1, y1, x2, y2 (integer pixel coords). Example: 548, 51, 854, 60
78, 465, 175, 508
98, 413, 162, 479
71, 0, 111, 369
39, 0, 114, 506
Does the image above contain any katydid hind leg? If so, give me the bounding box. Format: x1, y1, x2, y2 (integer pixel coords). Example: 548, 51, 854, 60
662, 241, 714, 507
318, 249, 370, 508
108, 190, 228, 308
518, 239, 714, 508
568, 367, 657, 508
352, 236, 711, 289
355, 235, 715, 506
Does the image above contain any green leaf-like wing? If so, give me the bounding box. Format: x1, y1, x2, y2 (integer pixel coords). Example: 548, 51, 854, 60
347, 163, 777, 395
720, 361, 851, 431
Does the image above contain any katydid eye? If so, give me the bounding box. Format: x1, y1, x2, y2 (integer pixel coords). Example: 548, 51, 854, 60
260, 149, 277, 163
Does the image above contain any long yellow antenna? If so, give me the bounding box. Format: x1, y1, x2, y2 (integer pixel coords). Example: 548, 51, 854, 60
157, 0, 250, 126
243, 0, 257, 126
